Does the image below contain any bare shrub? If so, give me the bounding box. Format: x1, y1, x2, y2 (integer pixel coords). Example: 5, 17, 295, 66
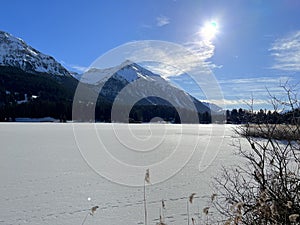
214, 83, 300, 224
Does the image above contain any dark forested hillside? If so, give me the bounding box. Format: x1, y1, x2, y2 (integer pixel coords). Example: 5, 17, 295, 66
0, 66, 78, 121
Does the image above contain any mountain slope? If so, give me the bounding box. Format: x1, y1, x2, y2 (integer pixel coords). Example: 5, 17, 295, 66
82, 61, 210, 114
0, 31, 79, 121
0, 30, 71, 76
0, 31, 79, 101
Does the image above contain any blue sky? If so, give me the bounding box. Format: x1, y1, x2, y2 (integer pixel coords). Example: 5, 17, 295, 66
1, 0, 300, 110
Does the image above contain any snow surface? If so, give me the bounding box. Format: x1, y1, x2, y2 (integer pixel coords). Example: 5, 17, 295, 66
0, 123, 245, 225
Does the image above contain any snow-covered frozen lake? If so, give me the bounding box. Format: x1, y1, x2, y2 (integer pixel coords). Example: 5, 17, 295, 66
0, 123, 242, 225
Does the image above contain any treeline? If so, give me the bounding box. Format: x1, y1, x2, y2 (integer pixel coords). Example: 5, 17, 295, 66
71, 100, 213, 123
226, 108, 300, 124
0, 89, 214, 123
0, 66, 78, 122
2, 98, 300, 125
0, 99, 72, 122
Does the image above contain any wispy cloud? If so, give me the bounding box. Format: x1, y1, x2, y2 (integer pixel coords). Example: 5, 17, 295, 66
60, 61, 88, 73
219, 76, 290, 85
141, 15, 170, 29
207, 99, 268, 107
156, 16, 170, 27
123, 41, 215, 79
218, 76, 291, 98
270, 31, 300, 71
184, 41, 215, 62
183, 40, 217, 71
69, 65, 88, 73
135, 40, 217, 79
178, 75, 293, 109
216, 76, 293, 109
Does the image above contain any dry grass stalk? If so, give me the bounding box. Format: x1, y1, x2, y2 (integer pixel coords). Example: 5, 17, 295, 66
162, 199, 165, 209
203, 206, 209, 215
187, 193, 196, 225
144, 169, 150, 225
289, 214, 299, 222
189, 193, 196, 204
145, 169, 150, 184
90, 206, 99, 215
191, 217, 195, 225
211, 193, 217, 202
286, 201, 293, 209
81, 205, 99, 225
159, 199, 166, 224
224, 218, 231, 225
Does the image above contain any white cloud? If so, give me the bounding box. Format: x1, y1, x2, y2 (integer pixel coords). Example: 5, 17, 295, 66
156, 16, 170, 27
218, 76, 291, 98
122, 41, 214, 79
184, 40, 215, 62
219, 76, 294, 109
270, 31, 300, 71
219, 76, 290, 85
60, 61, 88, 73
207, 99, 268, 107
142, 62, 184, 78
69, 65, 88, 73
184, 75, 294, 110
133, 40, 217, 79
181, 34, 222, 74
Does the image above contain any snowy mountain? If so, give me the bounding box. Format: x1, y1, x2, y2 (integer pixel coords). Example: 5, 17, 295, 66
202, 102, 224, 114
80, 60, 160, 84
0, 31, 79, 121
0, 30, 215, 122
0, 30, 70, 76
81, 61, 210, 113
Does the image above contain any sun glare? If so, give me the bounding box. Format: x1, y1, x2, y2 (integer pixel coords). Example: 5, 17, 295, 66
200, 21, 218, 41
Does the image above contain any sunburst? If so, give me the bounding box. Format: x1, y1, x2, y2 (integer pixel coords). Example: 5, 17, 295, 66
200, 21, 218, 41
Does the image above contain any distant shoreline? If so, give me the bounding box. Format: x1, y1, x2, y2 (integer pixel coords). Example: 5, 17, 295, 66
241, 124, 300, 141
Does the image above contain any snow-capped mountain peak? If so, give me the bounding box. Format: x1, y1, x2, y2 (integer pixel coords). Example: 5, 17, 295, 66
114, 61, 160, 82
80, 60, 160, 84
82, 61, 211, 113
0, 30, 70, 76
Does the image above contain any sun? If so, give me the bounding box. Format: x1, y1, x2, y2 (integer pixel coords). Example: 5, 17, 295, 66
200, 21, 218, 41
